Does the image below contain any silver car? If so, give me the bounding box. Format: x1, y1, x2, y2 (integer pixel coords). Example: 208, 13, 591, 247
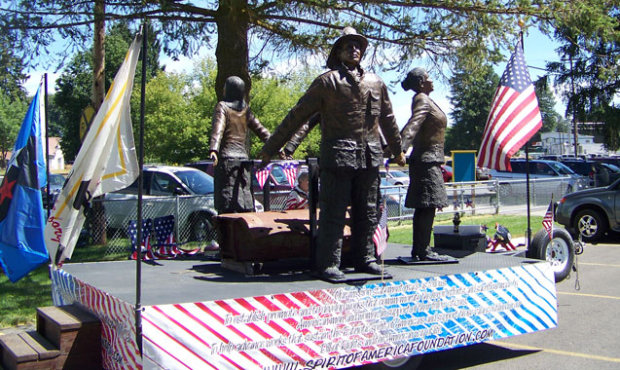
103, 165, 217, 242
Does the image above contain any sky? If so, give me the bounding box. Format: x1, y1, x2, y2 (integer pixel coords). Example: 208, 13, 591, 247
24, 27, 563, 129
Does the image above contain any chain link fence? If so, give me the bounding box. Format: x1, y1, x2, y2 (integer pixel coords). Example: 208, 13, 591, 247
77, 176, 581, 258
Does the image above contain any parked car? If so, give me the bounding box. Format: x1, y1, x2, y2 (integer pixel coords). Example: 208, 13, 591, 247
104, 165, 218, 242
559, 158, 620, 187
490, 159, 587, 194
555, 178, 620, 243
42, 173, 66, 209
380, 168, 409, 185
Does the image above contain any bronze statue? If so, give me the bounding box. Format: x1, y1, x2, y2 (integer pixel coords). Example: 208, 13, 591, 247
261, 27, 406, 281
400, 67, 451, 261
209, 76, 270, 214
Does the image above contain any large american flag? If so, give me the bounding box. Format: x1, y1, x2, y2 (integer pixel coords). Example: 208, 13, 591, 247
373, 197, 389, 256
478, 39, 542, 171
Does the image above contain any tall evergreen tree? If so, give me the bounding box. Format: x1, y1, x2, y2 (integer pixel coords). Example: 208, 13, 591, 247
445, 60, 499, 153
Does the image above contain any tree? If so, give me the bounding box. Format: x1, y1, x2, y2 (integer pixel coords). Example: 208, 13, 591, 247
54, 23, 161, 162
534, 77, 563, 133
445, 58, 499, 153
5, 1, 606, 104
0, 28, 27, 102
545, 2, 619, 151
0, 91, 27, 168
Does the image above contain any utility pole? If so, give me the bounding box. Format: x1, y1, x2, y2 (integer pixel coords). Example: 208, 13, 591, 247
569, 55, 578, 157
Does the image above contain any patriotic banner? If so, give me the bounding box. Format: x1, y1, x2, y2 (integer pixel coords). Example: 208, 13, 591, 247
478, 39, 542, 171
142, 263, 557, 369
0, 84, 49, 282
50, 268, 141, 369
281, 161, 299, 188
255, 164, 273, 189
373, 197, 388, 256
542, 199, 554, 241
45, 33, 141, 265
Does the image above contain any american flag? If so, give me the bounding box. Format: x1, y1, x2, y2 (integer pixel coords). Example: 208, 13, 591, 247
542, 200, 554, 241
255, 163, 273, 189
373, 197, 389, 256
478, 39, 542, 171
281, 161, 299, 188
284, 188, 308, 210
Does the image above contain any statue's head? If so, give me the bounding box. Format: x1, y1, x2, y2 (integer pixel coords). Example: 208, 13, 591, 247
223, 76, 246, 111
401, 67, 428, 92
326, 26, 368, 69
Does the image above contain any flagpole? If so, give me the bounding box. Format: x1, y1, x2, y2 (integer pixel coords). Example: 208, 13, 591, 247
44, 74, 51, 218
135, 22, 147, 356
519, 25, 532, 250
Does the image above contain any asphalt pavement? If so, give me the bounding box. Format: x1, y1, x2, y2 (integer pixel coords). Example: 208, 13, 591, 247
396, 238, 620, 370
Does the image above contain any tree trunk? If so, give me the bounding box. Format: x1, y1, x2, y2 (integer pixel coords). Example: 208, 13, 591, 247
91, 0, 107, 245
215, 0, 251, 101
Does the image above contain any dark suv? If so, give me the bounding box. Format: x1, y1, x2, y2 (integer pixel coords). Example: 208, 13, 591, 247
560, 159, 620, 187
555, 178, 620, 242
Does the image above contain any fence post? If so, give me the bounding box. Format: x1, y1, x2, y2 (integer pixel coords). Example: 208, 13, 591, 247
494, 179, 500, 214
175, 195, 181, 243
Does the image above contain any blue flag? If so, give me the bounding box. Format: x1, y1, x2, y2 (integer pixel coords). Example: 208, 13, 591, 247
0, 85, 49, 282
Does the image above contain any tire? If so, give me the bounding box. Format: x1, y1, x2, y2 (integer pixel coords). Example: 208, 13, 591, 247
573, 208, 608, 243
529, 228, 574, 282
190, 212, 215, 242
498, 183, 512, 197
364, 355, 423, 369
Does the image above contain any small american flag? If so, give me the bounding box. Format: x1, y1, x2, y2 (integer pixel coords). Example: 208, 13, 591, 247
373, 197, 389, 256
542, 200, 554, 241
478, 39, 542, 171
281, 161, 299, 188
255, 163, 273, 189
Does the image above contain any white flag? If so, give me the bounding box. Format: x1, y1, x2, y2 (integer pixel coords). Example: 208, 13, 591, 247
45, 34, 142, 265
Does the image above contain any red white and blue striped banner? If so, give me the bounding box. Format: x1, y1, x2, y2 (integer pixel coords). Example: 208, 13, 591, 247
255, 164, 273, 189
141, 263, 557, 369
281, 161, 299, 189
50, 268, 141, 369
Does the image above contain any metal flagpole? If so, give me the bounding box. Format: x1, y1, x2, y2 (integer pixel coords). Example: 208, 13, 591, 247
519, 25, 532, 249
44, 73, 51, 218
135, 22, 147, 356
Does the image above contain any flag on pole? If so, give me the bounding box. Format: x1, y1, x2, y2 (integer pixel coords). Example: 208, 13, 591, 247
281, 161, 299, 188
477, 39, 543, 171
373, 197, 389, 256
542, 200, 554, 241
255, 164, 273, 189
45, 34, 142, 265
0, 84, 50, 282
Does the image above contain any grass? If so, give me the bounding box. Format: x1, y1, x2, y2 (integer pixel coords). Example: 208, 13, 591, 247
388, 213, 544, 245
0, 244, 128, 328
1, 213, 543, 328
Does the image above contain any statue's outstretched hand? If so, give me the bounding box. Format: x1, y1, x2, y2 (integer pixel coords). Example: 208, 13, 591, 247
209, 151, 218, 167
396, 152, 407, 167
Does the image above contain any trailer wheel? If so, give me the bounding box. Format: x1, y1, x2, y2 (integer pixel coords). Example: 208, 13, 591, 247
365, 355, 423, 369
530, 228, 574, 282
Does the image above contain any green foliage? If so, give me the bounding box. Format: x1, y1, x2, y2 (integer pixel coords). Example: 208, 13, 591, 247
248, 68, 320, 158
445, 58, 499, 153
0, 28, 27, 102
545, 2, 619, 150
0, 91, 27, 168
53, 23, 161, 162
535, 77, 562, 133
141, 69, 213, 164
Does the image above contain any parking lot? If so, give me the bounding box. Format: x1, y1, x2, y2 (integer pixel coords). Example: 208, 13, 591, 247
399, 238, 620, 369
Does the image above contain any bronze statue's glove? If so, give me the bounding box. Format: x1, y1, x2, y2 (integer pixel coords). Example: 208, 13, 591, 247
260, 151, 271, 168
395, 152, 407, 167
209, 151, 219, 167
278, 149, 293, 160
